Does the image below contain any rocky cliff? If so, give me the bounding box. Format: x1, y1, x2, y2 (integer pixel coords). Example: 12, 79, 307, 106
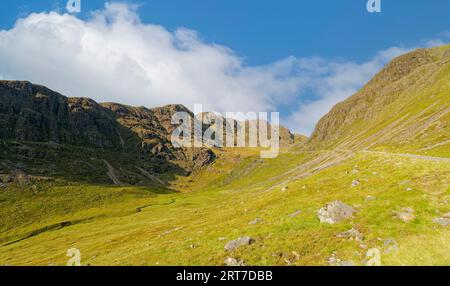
0, 81, 215, 176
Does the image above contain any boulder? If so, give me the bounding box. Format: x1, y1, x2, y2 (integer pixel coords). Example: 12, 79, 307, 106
337, 228, 363, 242
225, 236, 255, 251
433, 217, 450, 226
318, 201, 357, 224
395, 208, 416, 223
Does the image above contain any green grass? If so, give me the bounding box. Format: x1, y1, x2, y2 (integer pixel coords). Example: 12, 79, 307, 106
1, 45, 449, 265
1, 150, 448, 266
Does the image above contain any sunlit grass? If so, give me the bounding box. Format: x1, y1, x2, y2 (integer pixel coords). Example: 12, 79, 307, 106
1, 150, 448, 266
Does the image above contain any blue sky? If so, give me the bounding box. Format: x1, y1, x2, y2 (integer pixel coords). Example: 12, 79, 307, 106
0, 0, 449, 134
1, 0, 449, 64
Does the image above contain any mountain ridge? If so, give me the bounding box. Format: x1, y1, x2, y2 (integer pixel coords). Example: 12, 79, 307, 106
308, 44, 450, 156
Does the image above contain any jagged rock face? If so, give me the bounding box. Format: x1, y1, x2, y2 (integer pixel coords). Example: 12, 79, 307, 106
101, 102, 215, 169
151, 104, 195, 135
67, 98, 123, 148
101, 102, 178, 159
0, 81, 214, 172
0, 81, 122, 148
0, 81, 68, 142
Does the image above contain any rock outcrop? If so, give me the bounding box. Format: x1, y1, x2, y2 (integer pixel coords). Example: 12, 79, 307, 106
318, 201, 357, 224
0, 81, 215, 175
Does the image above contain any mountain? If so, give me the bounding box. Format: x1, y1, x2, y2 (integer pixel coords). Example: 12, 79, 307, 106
199, 111, 296, 148
100, 102, 216, 171
0, 81, 123, 147
0, 81, 216, 184
308, 45, 450, 156
0, 45, 449, 266
0, 80, 298, 185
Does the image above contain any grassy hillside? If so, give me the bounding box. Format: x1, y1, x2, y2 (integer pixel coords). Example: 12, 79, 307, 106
309, 45, 450, 157
0, 45, 449, 266
0, 150, 448, 265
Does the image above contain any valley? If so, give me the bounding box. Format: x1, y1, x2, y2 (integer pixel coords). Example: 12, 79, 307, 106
0, 45, 449, 266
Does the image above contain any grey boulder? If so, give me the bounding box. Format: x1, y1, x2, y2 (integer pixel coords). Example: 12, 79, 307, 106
318, 201, 357, 224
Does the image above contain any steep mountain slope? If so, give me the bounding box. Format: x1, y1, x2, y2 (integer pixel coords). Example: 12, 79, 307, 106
309, 45, 450, 156
0, 81, 124, 148
101, 103, 216, 171
0, 81, 217, 184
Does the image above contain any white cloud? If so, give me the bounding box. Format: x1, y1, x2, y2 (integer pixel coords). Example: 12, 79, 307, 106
0, 3, 447, 136
0, 3, 301, 114
285, 38, 449, 135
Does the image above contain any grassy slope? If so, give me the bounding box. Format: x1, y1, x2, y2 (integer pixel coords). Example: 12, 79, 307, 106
0, 149, 448, 266
309, 45, 450, 157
